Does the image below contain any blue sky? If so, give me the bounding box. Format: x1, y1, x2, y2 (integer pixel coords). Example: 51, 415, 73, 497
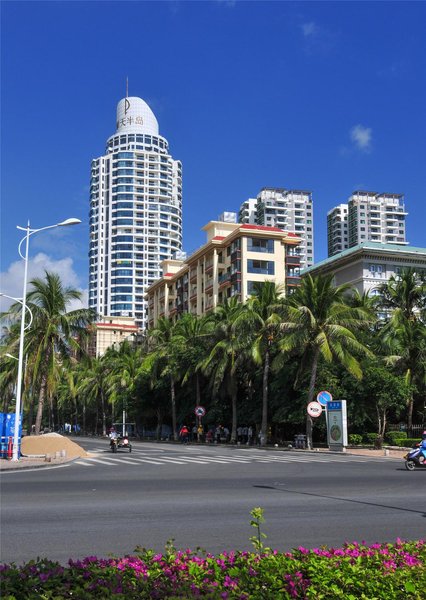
1, 1, 425, 305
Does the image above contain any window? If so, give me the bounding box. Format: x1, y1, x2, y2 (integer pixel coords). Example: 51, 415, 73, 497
247, 281, 265, 295
369, 264, 383, 274
247, 260, 275, 275
247, 237, 274, 253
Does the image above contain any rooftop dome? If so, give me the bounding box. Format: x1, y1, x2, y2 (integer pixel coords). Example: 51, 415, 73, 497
115, 96, 159, 136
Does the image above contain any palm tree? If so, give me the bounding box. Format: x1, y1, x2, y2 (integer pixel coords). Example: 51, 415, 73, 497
377, 268, 426, 322
4, 271, 95, 433
279, 274, 374, 449
78, 355, 112, 436
202, 297, 249, 443
244, 281, 285, 446
377, 268, 426, 429
173, 313, 213, 410
105, 341, 141, 429
148, 317, 182, 441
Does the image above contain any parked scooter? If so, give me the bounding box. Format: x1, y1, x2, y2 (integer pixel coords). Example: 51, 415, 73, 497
404, 446, 426, 471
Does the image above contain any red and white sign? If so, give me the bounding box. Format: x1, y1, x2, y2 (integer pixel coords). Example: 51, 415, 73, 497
194, 406, 206, 417
307, 401, 323, 418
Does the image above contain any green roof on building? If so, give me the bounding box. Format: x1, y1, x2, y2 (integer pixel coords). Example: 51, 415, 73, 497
303, 242, 426, 275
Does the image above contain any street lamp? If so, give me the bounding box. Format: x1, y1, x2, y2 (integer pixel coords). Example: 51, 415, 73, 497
0, 293, 34, 332
11, 218, 81, 461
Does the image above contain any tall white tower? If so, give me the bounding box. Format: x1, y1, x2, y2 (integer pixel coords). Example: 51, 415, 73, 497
89, 95, 183, 329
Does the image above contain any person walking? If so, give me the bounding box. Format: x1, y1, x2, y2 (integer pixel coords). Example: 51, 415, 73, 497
247, 426, 253, 446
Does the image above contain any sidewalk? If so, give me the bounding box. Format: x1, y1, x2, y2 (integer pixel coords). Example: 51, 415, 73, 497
0, 455, 76, 471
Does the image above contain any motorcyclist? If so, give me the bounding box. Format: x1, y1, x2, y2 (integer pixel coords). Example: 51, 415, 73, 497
419, 431, 426, 461
109, 427, 118, 442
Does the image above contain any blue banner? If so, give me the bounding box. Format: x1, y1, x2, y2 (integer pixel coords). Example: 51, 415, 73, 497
0, 412, 23, 456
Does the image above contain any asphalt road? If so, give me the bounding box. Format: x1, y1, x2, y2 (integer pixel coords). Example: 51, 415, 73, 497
1, 439, 424, 565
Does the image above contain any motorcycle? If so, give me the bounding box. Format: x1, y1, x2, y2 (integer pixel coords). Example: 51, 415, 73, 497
404, 446, 426, 471
110, 436, 132, 453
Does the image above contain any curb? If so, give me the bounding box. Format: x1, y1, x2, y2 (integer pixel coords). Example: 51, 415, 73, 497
0, 456, 81, 473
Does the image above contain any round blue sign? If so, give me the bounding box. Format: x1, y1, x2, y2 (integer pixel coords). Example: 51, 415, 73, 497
317, 390, 333, 406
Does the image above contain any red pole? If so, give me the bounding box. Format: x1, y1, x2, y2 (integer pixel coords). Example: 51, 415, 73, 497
7, 436, 13, 460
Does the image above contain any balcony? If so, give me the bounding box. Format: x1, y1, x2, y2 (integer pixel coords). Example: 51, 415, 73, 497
286, 255, 301, 266
286, 275, 301, 286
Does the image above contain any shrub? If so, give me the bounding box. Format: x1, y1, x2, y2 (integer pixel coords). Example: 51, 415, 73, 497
396, 438, 419, 448
1, 509, 425, 599
386, 431, 408, 445
363, 432, 380, 445
1, 540, 425, 599
348, 434, 363, 445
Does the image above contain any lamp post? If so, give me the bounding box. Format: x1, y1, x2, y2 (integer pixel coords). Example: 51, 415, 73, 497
11, 218, 81, 461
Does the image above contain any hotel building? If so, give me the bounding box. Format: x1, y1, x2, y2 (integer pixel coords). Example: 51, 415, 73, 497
303, 242, 425, 297
146, 216, 301, 328
327, 191, 408, 257
88, 95, 183, 329
239, 187, 314, 269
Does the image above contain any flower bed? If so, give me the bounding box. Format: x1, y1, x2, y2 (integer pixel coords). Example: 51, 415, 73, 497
1, 539, 425, 599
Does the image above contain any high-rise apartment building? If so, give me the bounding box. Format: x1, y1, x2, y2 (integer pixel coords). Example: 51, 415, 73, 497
239, 187, 314, 268
146, 219, 301, 328
327, 191, 408, 257
327, 204, 349, 256
89, 95, 183, 328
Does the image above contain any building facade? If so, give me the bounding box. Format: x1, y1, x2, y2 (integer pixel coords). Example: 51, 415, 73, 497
88, 316, 139, 357
327, 191, 408, 257
146, 220, 301, 328
239, 187, 314, 268
88, 95, 183, 329
303, 242, 425, 296
327, 204, 348, 257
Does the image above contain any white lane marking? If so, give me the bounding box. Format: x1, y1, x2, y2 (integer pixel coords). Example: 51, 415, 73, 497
97, 456, 166, 465
263, 455, 382, 463
213, 455, 251, 463
148, 457, 188, 465
74, 460, 95, 467
173, 457, 210, 464
83, 458, 119, 466
194, 456, 231, 464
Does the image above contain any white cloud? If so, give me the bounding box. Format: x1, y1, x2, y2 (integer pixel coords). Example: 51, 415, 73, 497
0, 253, 88, 313
350, 124, 372, 152
302, 22, 318, 37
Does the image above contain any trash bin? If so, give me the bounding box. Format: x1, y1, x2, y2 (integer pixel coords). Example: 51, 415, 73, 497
294, 434, 306, 449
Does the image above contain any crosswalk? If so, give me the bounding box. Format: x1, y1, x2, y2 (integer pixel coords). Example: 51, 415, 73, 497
72, 447, 395, 469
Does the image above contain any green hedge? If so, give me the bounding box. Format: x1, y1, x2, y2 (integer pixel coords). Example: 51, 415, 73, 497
348, 434, 363, 445
2, 508, 425, 599
396, 438, 419, 448
363, 432, 380, 445
386, 431, 408, 445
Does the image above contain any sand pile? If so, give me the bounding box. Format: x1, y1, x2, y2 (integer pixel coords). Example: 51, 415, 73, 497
21, 433, 88, 459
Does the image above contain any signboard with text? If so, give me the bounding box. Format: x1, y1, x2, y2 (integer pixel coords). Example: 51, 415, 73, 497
326, 400, 347, 450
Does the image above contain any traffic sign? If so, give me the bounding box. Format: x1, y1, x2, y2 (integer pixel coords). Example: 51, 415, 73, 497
307, 401, 323, 418
317, 390, 333, 406
194, 406, 206, 417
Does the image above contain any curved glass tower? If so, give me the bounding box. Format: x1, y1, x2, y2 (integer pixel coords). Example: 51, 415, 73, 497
89, 96, 183, 328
